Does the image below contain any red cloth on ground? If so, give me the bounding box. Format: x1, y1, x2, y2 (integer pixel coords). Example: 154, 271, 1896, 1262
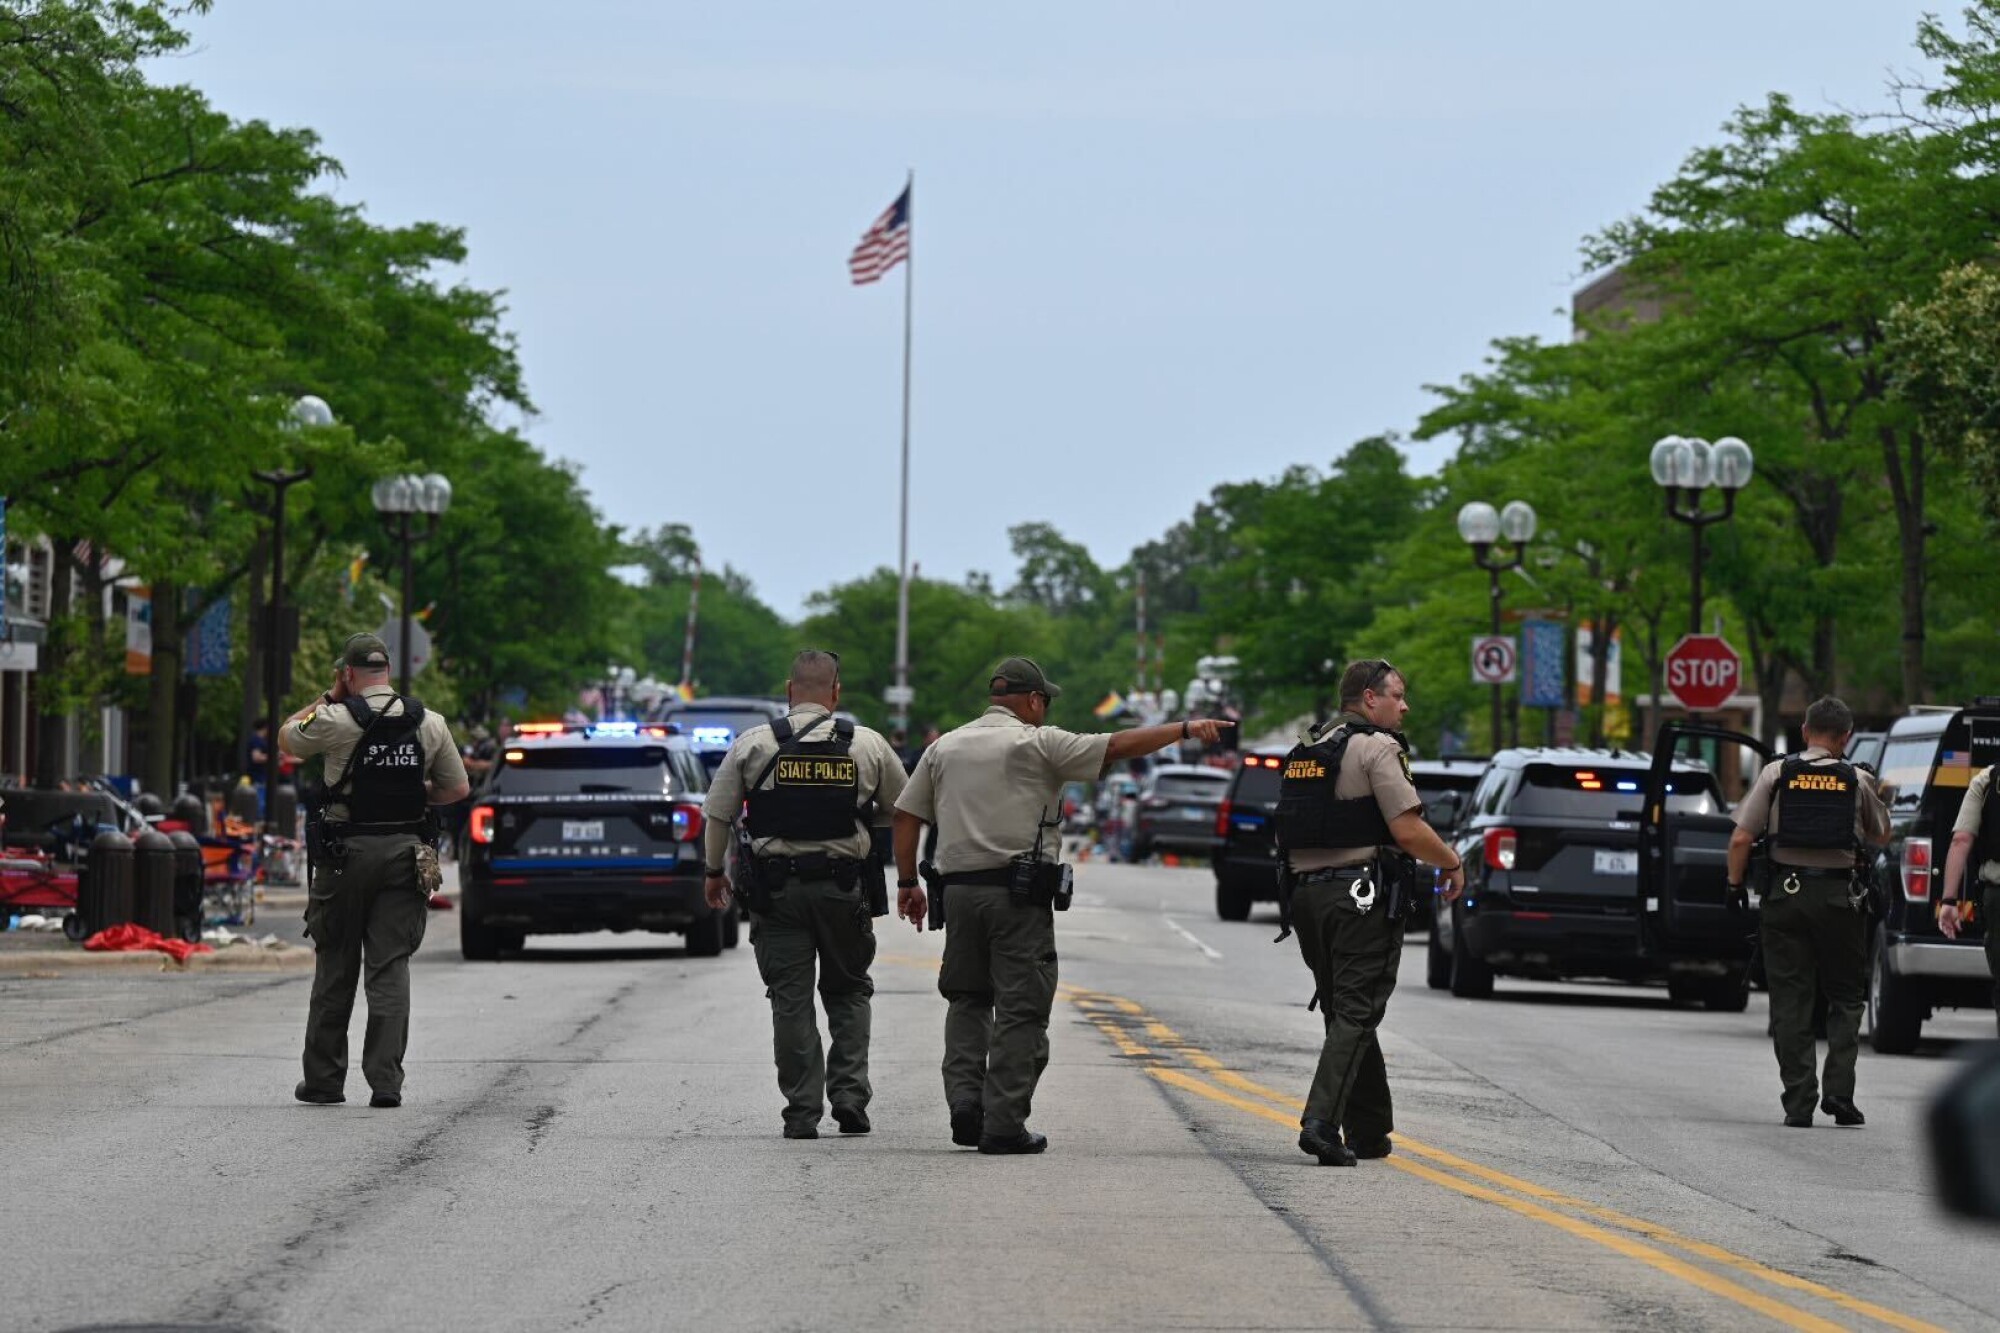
83, 923, 214, 964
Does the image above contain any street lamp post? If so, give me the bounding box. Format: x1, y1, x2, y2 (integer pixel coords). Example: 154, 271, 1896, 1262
371, 472, 453, 693
251, 393, 333, 828
1649, 436, 1755, 634
1458, 499, 1538, 753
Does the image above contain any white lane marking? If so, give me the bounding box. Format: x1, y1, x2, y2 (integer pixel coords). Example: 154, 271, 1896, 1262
1160, 914, 1222, 961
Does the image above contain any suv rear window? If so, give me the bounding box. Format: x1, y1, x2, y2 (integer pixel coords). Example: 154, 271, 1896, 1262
495, 745, 677, 796
1508, 764, 1720, 819
1154, 773, 1228, 800
1231, 759, 1285, 806
1877, 735, 1943, 814
660, 709, 775, 749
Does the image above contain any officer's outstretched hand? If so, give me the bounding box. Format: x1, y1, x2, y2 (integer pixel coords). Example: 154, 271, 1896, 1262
1438, 861, 1466, 904
704, 873, 731, 911
898, 884, 927, 931
1184, 718, 1235, 745
1939, 901, 1964, 940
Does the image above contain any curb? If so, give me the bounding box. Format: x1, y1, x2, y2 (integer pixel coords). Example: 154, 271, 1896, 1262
0, 945, 315, 978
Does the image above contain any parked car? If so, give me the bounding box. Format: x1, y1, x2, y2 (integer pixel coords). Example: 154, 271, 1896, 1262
459, 721, 729, 960
1847, 729, 1887, 776
1855, 700, 1999, 1051
1213, 749, 1286, 920
1411, 755, 1489, 836
1127, 764, 1230, 861
653, 696, 790, 776
1429, 742, 1747, 1006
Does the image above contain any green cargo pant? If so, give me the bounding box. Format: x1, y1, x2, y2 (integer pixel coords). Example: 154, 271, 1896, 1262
1760, 871, 1867, 1119
1293, 878, 1403, 1142
749, 876, 877, 1130
302, 834, 430, 1098
937, 883, 1058, 1139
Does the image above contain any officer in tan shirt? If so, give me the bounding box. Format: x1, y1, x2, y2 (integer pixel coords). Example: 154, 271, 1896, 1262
281, 632, 470, 1109
1727, 695, 1889, 1127
894, 656, 1233, 1155
1278, 659, 1464, 1166
1936, 764, 2000, 1035
701, 650, 908, 1139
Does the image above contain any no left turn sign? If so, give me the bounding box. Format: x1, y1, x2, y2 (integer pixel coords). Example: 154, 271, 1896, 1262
1471, 635, 1518, 685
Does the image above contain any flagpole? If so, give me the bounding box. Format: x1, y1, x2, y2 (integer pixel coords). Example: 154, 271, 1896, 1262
893, 170, 914, 735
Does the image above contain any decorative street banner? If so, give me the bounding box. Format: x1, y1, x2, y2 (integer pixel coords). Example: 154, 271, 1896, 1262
1521, 620, 1566, 709
124, 586, 152, 675
186, 596, 232, 677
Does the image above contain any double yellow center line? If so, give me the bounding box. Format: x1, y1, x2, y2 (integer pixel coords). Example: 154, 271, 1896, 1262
1063, 986, 1943, 1333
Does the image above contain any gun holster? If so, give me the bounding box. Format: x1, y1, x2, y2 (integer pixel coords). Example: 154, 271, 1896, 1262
1274, 863, 1297, 944
920, 861, 946, 930
1379, 852, 1421, 922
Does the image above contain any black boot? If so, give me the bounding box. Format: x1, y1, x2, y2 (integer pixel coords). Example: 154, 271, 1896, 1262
1299, 1118, 1357, 1166
1820, 1096, 1865, 1127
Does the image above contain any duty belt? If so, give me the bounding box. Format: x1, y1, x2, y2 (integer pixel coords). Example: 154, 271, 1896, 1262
753, 852, 864, 884
1293, 865, 1372, 886
936, 867, 1015, 889
323, 819, 431, 839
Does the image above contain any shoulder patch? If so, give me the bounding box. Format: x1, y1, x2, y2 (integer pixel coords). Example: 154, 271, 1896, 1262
1397, 751, 1413, 784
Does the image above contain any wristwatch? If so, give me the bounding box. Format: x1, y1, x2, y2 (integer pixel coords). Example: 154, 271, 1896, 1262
1180, 720, 1190, 740
897, 877, 920, 889
704, 866, 726, 878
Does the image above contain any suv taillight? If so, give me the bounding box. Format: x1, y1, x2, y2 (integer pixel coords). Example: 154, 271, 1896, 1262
1215, 798, 1233, 838
1902, 835, 1932, 902
1484, 828, 1517, 871
672, 803, 704, 843
469, 805, 494, 845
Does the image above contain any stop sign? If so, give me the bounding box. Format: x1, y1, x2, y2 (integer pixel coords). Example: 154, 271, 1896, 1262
1664, 634, 1742, 711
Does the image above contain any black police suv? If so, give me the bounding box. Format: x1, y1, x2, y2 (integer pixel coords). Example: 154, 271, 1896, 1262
459, 722, 732, 960
653, 697, 789, 777
1212, 748, 1286, 920
1429, 744, 1741, 1005
1857, 700, 1998, 1052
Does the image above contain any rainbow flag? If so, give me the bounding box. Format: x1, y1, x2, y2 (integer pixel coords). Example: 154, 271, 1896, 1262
1092, 692, 1123, 719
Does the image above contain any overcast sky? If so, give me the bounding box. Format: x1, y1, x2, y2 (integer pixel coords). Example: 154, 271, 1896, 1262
169, 2, 1939, 617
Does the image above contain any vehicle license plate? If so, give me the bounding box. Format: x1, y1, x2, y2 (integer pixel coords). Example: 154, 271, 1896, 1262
1181, 806, 1208, 820
1593, 849, 1638, 876
563, 820, 605, 842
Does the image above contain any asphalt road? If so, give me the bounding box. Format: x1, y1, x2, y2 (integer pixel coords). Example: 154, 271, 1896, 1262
2, 861, 1995, 1332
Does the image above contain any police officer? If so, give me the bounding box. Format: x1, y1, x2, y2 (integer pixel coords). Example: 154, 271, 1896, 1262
1279, 659, 1464, 1167
280, 633, 470, 1108
1727, 696, 1889, 1128
1935, 756, 2000, 1036
702, 650, 908, 1140
892, 656, 1233, 1155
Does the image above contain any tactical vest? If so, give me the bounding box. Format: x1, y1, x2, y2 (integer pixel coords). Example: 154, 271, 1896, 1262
329, 694, 430, 830
1975, 769, 2000, 869
1772, 755, 1859, 852
745, 715, 861, 843
1274, 720, 1404, 852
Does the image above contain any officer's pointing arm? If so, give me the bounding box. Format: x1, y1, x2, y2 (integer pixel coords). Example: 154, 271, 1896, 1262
1103, 717, 1234, 765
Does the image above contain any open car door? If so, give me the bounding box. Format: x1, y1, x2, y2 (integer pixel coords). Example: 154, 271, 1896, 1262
1638, 721, 1774, 983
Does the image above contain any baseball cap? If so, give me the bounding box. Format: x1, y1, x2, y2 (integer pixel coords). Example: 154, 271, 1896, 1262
339, 632, 392, 670
990, 656, 1062, 699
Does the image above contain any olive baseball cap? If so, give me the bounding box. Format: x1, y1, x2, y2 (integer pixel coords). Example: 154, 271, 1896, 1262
990, 656, 1062, 699
339, 632, 392, 670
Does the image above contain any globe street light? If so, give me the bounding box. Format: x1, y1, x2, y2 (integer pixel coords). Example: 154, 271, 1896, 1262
249, 394, 333, 825
1650, 435, 1754, 634
372, 471, 453, 691
1458, 498, 1538, 752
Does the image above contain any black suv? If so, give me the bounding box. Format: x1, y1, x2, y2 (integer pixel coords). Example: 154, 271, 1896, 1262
459, 722, 732, 960
1430, 743, 1743, 1005
654, 697, 789, 776
1857, 701, 1998, 1051
1213, 749, 1286, 920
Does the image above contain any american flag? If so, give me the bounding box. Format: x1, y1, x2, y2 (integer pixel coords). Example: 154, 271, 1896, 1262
848, 186, 910, 285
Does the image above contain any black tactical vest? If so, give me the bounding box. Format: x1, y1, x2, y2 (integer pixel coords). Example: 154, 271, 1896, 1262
1275, 719, 1405, 852
333, 694, 430, 828
1772, 755, 1859, 852
745, 714, 861, 843
1975, 769, 2000, 868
